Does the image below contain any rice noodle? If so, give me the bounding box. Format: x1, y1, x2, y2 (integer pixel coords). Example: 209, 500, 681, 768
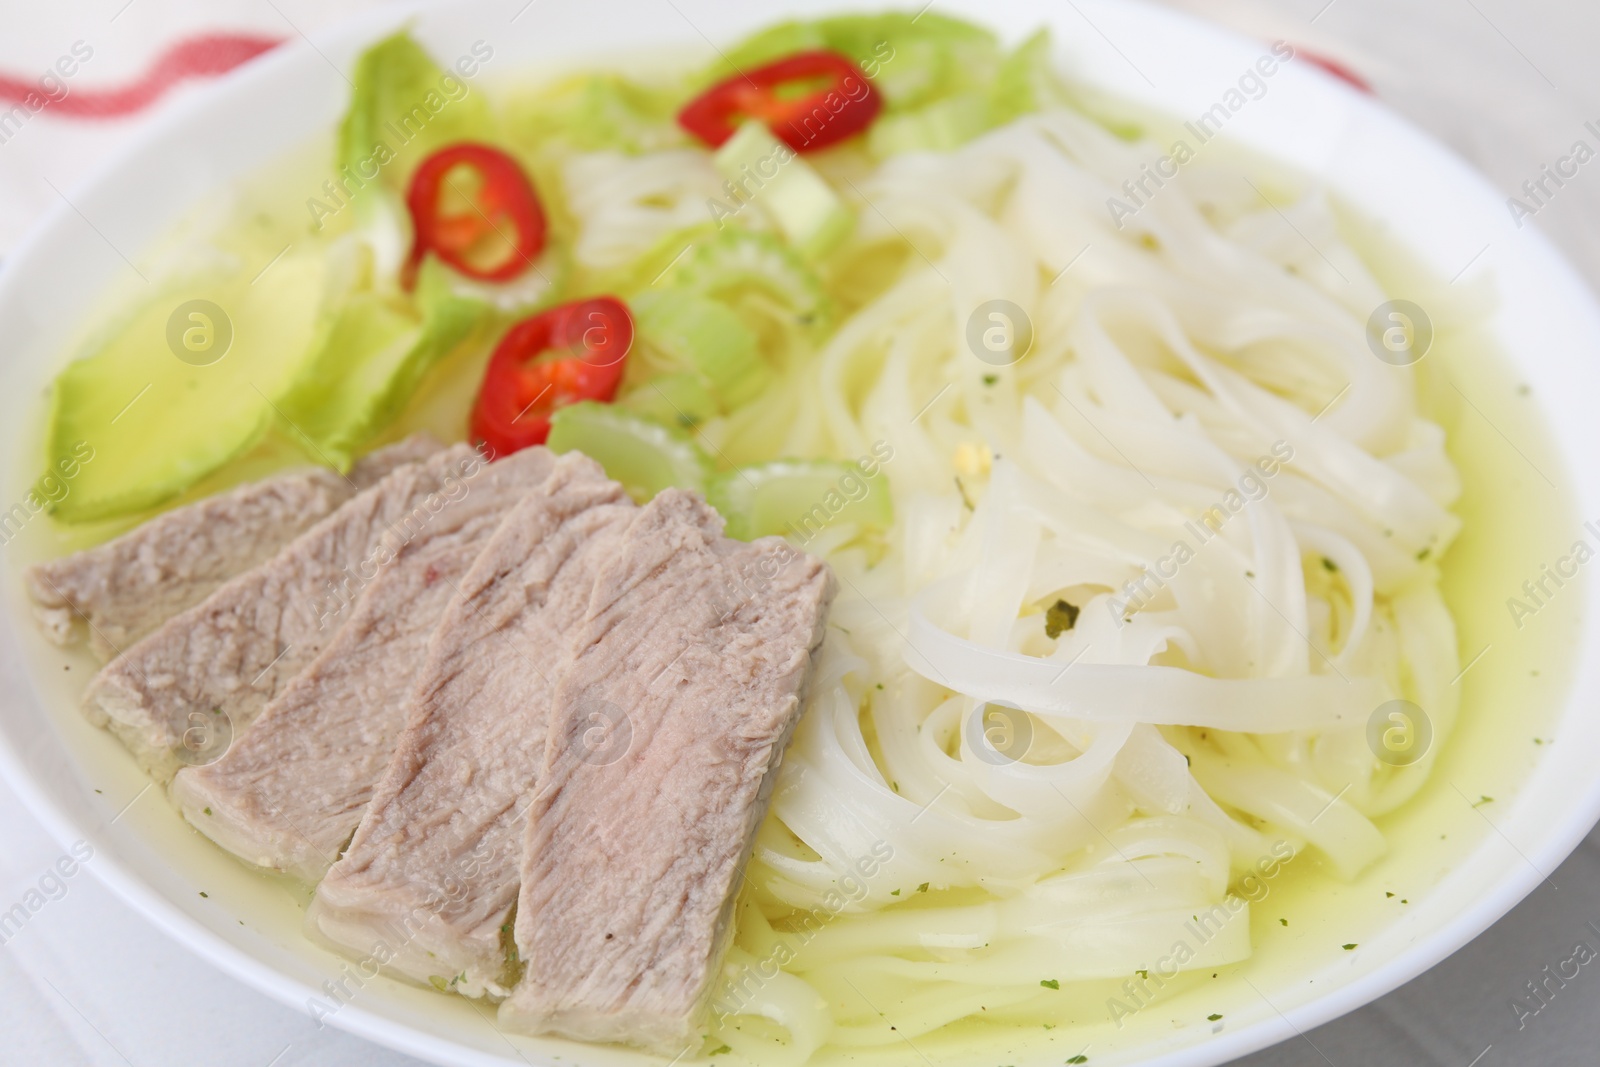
679, 106, 1461, 1053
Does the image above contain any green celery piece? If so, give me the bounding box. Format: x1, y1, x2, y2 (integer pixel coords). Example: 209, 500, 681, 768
622, 371, 720, 429
633, 291, 771, 409
278, 257, 487, 469
713, 122, 854, 259
590, 221, 719, 295
44, 252, 329, 522
708, 460, 893, 541
606, 225, 831, 336
659, 228, 833, 333
546, 401, 712, 500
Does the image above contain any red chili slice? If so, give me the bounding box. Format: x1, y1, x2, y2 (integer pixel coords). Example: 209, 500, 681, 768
469, 296, 634, 457
678, 49, 882, 153
402, 142, 547, 290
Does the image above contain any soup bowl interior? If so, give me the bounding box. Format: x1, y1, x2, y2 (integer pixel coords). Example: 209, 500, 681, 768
1, 1, 1598, 1065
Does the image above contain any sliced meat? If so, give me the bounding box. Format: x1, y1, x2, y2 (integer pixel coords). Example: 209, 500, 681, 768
82, 443, 493, 782
309, 453, 635, 999
499, 490, 833, 1053
25, 435, 441, 660
170, 448, 559, 882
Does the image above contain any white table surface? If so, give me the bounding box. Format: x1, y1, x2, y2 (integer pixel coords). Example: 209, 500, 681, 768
4, 0, 1600, 1064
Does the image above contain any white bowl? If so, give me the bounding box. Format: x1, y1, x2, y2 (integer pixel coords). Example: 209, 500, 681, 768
2, 1, 1597, 1065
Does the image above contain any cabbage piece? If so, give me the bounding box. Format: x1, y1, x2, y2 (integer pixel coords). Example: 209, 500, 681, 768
708, 460, 893, 541
277, 257, 487, 469
874, 30, 1076, 156
989, 29, 1070, 126
335, 31, 498, 279
616, 226, 831, 417
631, 290, 771, 410
658, 227, 833, 332
620, 370, 720, 430
546, 401, 712, 500
714, 122, 854, 259
338, 32, 495, 192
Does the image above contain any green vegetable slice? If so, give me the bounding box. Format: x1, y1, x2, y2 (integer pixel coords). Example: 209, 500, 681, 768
632, 290, 771, 410
277, 257, 488, 469
546, 402, 712, 501
338, 32, 494, 193
659, 228, 832, 333
606, 228, 830, 427
621, 371, 719, 429
707, 460, 892, 541
713, 123, 854, 259
44, 251, 329, 522
333, 32, 497, 278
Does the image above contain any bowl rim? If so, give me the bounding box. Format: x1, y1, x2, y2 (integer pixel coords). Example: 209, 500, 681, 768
2, 1, 1599, 1065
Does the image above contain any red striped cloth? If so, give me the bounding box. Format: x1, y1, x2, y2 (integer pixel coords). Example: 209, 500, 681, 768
0, 33, 281, 120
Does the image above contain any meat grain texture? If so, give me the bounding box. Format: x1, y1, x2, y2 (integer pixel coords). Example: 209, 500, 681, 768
25, 435, 440, 659
500, 489, 834, 1053
82, 443, 488, 781
170, 447, 559, 880
309, 453, 636, 998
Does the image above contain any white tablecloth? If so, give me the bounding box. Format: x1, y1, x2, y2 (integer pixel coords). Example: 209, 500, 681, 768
3, 0, 1599, 1063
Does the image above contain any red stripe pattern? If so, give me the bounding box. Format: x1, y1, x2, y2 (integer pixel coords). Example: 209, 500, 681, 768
0, 33, 282, 119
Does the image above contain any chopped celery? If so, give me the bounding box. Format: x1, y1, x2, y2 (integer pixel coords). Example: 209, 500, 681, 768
660, 229, 832, 332
546, 402, 712, 501
714, 123, 853, 259
632, 291, 772, 409
622, 371, 719, 429
44, 251, 329, 522
277, 258, 487, 469
589, 221, 717, 295
707, 460, 893, 541
611, 228, 830, 420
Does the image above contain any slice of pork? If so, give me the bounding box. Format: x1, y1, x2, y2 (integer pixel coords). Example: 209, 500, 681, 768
82, 443, 494, 782
499, 489, 833, 1053
170, 448, 559, 881
25, 435, 441, 660
309, 453, 635, 999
